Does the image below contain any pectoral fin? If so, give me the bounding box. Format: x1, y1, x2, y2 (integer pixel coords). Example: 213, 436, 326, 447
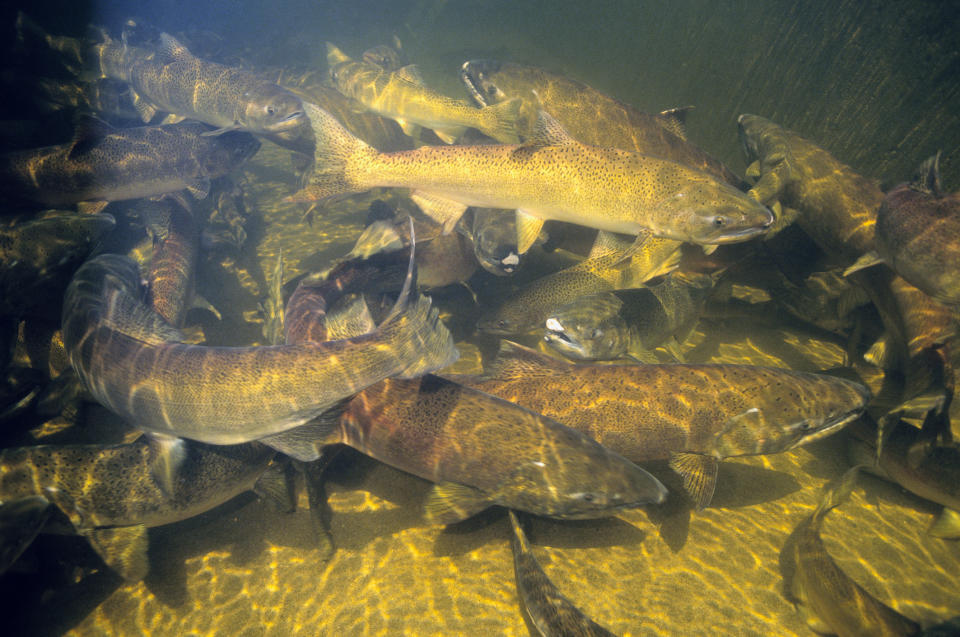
432, 127, 466, 144
200, 124, 243, 137
843, 251, 885, 277
410, 191, 468, 234
395, 118, 422, 139
131, 91, 158, 122
668, 452, 719, 510
928, 508, 960, 539
423, 482, 492, 524
515, 210, 544, 255
745, 160, 762, 179
83, 525, 149, 582
148, 434, 187, 497
186, 177, 211, 200
259, 409, 344, 462
253, 460, 297, 513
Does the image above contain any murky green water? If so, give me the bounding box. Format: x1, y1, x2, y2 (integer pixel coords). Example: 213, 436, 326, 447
2, 1, 959, 635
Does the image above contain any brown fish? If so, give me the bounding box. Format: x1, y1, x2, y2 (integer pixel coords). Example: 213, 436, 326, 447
447, 342, 869, 509
786, 467, 921, 636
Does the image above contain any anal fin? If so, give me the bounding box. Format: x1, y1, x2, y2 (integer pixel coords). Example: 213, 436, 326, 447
83, 525, 149, 582
668, 452, 719, 510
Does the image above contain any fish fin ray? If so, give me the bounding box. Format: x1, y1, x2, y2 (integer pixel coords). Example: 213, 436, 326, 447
912, 151, 942, 196
84, 525, 149, 582
200, 124, 242, 137
253, 459, 297, 513
843, 251, 885, 277
525, 109, 576, 147
668, 452, 718, 510
432, 126, 466, 144
482, 97, 522, 144
409, 191, 468, 234
288, 102, 372, 202
928, 508, 960, 539
148, 434, 187, 497
423, 482, 491, 524
515, 210, 544, 255
259, 409, 345, 461
186, 177, 211, 200
657, 105, 693, 140
486, 340, 572, 380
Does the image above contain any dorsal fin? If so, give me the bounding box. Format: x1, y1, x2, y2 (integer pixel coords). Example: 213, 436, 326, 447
326, 42, 352, 66
524, 109, 576, 147
68, 116, 115, 158
158, 32, 192, 63
485, 340, 572, 380
395, 64, 424, 85
912, 151, 942, 196
658, 106, 694, 140
588, 230, 634, 259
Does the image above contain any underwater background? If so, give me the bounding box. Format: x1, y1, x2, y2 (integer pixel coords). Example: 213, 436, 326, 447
2, 1, 959, 635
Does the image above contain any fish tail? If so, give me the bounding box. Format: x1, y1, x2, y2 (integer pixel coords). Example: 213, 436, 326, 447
480, 97, 523, 144
288, 102, 375, 202
814, 466, 860, 521
384, 295, 460, 378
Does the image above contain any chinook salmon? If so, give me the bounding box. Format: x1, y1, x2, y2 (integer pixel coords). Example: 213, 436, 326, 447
848, 416, 960, 539
327, 43, 521, 144
268, 255, 667, 523
293, 102, 773, 254
460, 59, 744, 188
0, 212, 115, 318
544, 270, 716, 361
447, 342, 869, 509
0, 120, 260, 208
93, 27, 306, 138
846, 152, 960, 310
478, 230, 682, 335
61, 252, 458, 446
508, 510, 616, 637
737, 114, 880, 262
786, 467, 922, 637
0, 437, 281, 581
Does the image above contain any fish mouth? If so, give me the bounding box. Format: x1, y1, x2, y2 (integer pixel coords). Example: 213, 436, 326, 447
263, 111, 306, 134
787, 410, 863, 449
460, 60, 501, 107
702, 209, 775, 244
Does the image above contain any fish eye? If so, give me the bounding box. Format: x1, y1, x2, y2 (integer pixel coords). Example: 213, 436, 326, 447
590, 328, 603, 339
266, 105, 276, 116
713, 216, 727, 227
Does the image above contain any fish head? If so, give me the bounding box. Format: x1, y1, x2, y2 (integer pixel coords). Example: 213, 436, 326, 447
712, 374, 870, 458
737, 114, 771, 163
543, 293, 630, 360
496, 430, 668, 518
362, 45, 402, 71
459, 59, 508, 107
656, 178, 775, 245
471, 213, 521, 276
199, 131, 261, 175
241, 86, 306, 134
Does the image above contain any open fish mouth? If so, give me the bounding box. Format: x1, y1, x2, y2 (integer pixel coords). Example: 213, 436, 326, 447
460, 62, 488, 106
267, 111, 306, 132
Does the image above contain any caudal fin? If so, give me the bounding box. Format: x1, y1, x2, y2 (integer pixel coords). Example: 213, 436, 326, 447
384, 295, 459, 378
287, 102, 374, 202
480, 97, 522, 144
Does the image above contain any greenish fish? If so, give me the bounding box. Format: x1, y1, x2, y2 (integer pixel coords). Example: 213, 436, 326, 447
508, 510, 616, 637
60, 252, 458, 446
846, 152, 960, 309
292, 103, 773, 255
327, 43, 521, 144
737, 113, 880, 263
544, 270, 716, 361
95, 28, 306, 138
786, 467, 922, 636
447, 342, 869, 509
478, 230, 682, 335
0, 212, 115, 318
460, 59, 744, 187
0, 437, 279, 581
0, 120, 260, 207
